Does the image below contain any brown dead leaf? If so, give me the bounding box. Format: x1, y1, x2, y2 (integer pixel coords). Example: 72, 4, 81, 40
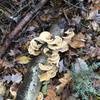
40, 14, 52, 22
87, 47, 100, 59
96, 35, 100, 47
15, 56, 31, 64
70, 33, 85, 48
45, 87, 59, 100
56, 72, 72, 94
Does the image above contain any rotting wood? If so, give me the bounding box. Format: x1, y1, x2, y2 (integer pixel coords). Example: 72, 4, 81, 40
16, 55, 46, 100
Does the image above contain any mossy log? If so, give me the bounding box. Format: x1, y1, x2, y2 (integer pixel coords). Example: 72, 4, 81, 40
16, 56, 46, 100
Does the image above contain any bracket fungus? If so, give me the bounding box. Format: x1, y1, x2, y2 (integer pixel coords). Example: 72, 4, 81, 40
28, 30, 75, 81
39, 31, 53, 43
38, 67, 58, 82
39, 63, 54, 71
47, 52, 60, 65
48, 36, 62, 50
28, 38, 43, 56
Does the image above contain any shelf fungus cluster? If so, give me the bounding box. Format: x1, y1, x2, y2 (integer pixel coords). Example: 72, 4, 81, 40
28, 30, 74, 82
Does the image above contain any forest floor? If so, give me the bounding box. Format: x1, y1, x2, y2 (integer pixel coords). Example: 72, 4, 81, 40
0, 0, 100, 100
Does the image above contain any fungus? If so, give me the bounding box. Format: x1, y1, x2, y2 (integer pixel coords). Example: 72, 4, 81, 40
59, 41, 69, 52
59, 29, 75, 52
28, 38, 43, 56
28, 31, 73, 82
39, 31, 53, 43
39, 63, 53, 71
48, 36, 62, 50
28, 46, 41, 55
47, 52, 60, 65
43, 48, 52, 56
30, 38, 42, 50
39, 66, 57, 82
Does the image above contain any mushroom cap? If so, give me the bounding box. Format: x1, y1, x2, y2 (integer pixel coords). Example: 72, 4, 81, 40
38, 72, 50, 82
28, 37, 43, 56
39, 31, 53, 43
39, 66, 58, 82
43, 48, 53, 56
47, 52, 60, 65
47, 67, 58, 78
39, 63, 53, 71
59, 41, 69, 52
30, 39, 42, 50
48, 36, 62, 50
28, 46, 41, 56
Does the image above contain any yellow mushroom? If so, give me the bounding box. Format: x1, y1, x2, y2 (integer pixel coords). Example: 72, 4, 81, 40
38, 72, 50, 82
39, 63, 53, 71
47, 52, 60, 65
39, 31, 53, 43
28, 38, 43, 56
39, 66, 58, 82
59, 41, 69, 52
47, 67, 58, 78
29, 39, 41, 50
43, 48, 52, 56
58, 29, 75, 52
48, 36, 62, 50
28, 46, 41, 56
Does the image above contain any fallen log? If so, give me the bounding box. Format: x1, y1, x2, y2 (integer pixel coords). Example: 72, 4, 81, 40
16, 55, 46, 100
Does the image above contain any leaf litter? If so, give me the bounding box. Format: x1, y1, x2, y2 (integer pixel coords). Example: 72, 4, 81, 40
0, 0, 100, 100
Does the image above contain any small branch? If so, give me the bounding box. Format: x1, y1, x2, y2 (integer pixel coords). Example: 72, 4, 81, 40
63, 0, 87, 12
0, 0, 48, 58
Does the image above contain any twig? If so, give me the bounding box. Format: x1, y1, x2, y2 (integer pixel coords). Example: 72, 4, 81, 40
0, 0, 48, 58
63, 0, 87, 12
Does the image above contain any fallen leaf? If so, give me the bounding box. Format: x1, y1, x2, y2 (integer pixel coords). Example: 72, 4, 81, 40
0, 82, 6, 96
60, 29, 75, 52
3, 74, 12, 83
96, 35, 100, 47
15, 56, 31, 64
45, 87, 56, 100
40, 14, 52, 22
91, 21, 100, 31
0, 96, 3, 100
72, 58, 89, 73
70, 33, 85, 48
56, 72, 72, 94
87, 47, 100, 59
58, 59, 67, 73
11, 73, 22, 83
